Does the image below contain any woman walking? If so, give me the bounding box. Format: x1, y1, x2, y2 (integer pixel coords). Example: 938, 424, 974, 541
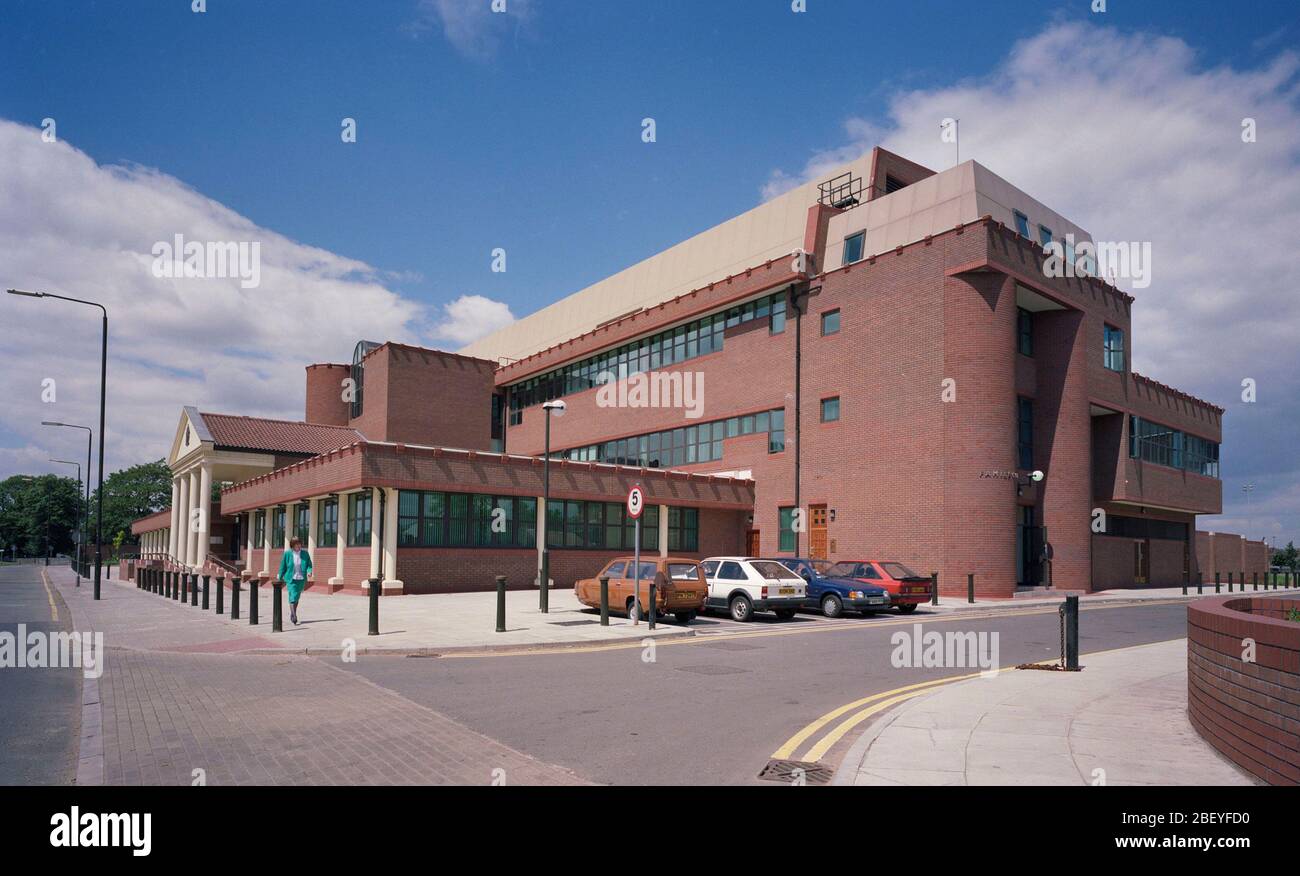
277, 537, 313, 625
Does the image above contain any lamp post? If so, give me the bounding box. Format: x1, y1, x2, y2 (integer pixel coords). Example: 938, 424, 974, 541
49, 458, 83, 582
10, 289, 108, 599
539, 399, 567, 613
1242, 482, 1256, 541
43, 422, 93, 580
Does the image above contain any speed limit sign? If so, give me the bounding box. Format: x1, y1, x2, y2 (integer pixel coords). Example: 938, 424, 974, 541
626, 486, 645, 519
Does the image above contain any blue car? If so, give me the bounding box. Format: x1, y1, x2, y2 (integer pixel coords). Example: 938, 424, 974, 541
764, 558, 891, 618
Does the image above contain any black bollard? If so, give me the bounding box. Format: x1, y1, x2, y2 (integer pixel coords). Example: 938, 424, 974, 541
164, 571, 171, 599
599, 575, 609, 627
648, 573, 657, 631
967, 573, 975, 604
178, 573, 186, 602
930, 572, 939, 606
495, 575, 506, 633
272, 579, 283, 632
1215, 571, 1220, 594
368, 578, 380, 636
191, 573, 199, 606
230, 576, 241, 620
215, 575, 224, 615
202, 574, 210, 610
249, 576, 260, 625
1253, 571, 1258, 591
1063, 595, 1080, 670
1182, 568, 1188, 596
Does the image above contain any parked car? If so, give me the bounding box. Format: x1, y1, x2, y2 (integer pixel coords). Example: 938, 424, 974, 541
824, 560, 932, 613
767, 557, 891, 618
699, 557, 807, 622
574, 556, 708, 624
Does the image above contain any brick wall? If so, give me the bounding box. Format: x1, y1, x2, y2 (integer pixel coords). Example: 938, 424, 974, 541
1196, 532, 1271, 584
305, 363, 351, 426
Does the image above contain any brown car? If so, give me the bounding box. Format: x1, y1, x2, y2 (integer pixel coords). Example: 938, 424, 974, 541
575, 556, 708, 624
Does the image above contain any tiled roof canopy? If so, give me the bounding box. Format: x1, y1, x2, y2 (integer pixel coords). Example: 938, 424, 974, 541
198, 413, 362, 456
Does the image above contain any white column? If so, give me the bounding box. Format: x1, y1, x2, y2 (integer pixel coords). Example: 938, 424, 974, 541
331, 494, 348, 589
381, 487, 402, 592
367, 488, 381, 587
658, 505, 669, 558
177, 473, 191, 566
196, 463, 212, 570
245, 511, 255, 570
261, 506, 272, 573
307, 498, 318, 554
186, 469, 200, 567
168, 477, 181, 560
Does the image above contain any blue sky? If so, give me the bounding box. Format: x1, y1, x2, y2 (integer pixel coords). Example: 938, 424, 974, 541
1, 0, 1298, 546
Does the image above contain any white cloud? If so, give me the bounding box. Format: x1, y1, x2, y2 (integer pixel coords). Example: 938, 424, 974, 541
409, 0, 534, 60
0, 118, 425, 481
763, 21, 1300, 544
432, 294, 516, 345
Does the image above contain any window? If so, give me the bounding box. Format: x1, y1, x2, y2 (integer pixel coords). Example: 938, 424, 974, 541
778, 507, 797, 553
1017, 397, 1034, 469
347, 492, 372, 547
1038, 225, 1053, 246
254, 511, 265, 549
317, 498, 338, 548
821, 396, 841, 423
1103, 324, 1125, 372
843, 232, 865, 265
769, 295, 786, 334
821, 309, 841, 336
294, 503, 310, 545
718, 561, 746, 580
604, 561, 626, 579
884, 174, 906, 194
559, 408, 786, 467
544, 500, 660, 551
1013, 211, 1031, 239
667, 506, 698, 552
768, 408, 786, 454
397, 490, 537, 548
1130, 417, 1219, 478
1017, 307, 1034, 356
271, 507, 286, 548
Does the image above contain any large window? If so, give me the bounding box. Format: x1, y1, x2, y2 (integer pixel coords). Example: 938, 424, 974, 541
560, 408, 787, 467
1129, 416, 1219, 478
1017, 307, 1033, 356
347, 491, 372, 547
1017, 397, 1034, 469
821, 309, 841, 336
294, 503, 310, 545
507, 292, 788, 424
778, 507, 797, 553
317, 498, 338, 548
667, 506, 699, 552
821, 396, 840, 423
1103, 324, 1125, 372
843, 232, 865, 264
271, 507, 286, 548
398, 491, 537, 549
543, 500, 664, 551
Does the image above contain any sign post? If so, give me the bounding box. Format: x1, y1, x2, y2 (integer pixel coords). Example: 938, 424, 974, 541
627, 486, 649, 628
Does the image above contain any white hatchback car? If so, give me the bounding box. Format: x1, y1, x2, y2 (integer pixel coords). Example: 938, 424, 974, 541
700, 557, 807, 622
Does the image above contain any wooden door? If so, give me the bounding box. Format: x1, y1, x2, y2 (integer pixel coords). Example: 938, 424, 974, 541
1134, 540, 1150, 585
809, 505, 829, 560
745, 530, 760, 556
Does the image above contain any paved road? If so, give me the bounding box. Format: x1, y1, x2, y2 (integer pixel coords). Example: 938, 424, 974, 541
335, 601, 1189, 785
0, 565, 81, 785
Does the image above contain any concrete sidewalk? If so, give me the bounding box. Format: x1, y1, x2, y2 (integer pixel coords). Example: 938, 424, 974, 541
836, 638, 1258, 786
49, 567, 689, 656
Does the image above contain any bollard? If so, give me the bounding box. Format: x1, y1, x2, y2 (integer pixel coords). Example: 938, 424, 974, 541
648, 573, 657, 631
1228, 571, 1234, 593
599, 576, 609, 627
930, 572, 939, 606
967, 573, 975, 604
191, 574, 199, 606
495, 575, 507, 633
368, 578, 380, 636
249, 576, 260, 625
1253, 571, 1258, 592
1215, 571, 1220, 594
215, 575, 224, 615
1182, 568, 1188, 596
164, 571, 172, 599
202, 574, 210, 610
1196, 570, 1203, 595
1063, 595, 1080, 671
178, 573, 187, 602
230, 575, 241, 620
272, 579, 284, 632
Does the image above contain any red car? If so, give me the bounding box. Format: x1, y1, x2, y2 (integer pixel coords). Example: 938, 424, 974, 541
824, 561, 932, 613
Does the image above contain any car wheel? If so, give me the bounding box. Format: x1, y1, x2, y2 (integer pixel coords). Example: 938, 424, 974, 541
897, 603, 918, 614
729, 595, 753, 622
627, 598, 641, 621
774, 609, 796, 620
674, 611, 696, 624
821, 594, 843, 618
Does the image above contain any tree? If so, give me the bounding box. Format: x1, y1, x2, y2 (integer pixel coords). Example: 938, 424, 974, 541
88, 459, 172, 552
1274, 541, 1299, 573
0, 474, 84, 558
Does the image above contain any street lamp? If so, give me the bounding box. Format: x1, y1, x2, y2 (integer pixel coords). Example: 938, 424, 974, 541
9, 288, 108, 599
539, 398, 567, 613
49, 458, 83, 583
1242, 482, 1256, 541
43, 421, 93, 582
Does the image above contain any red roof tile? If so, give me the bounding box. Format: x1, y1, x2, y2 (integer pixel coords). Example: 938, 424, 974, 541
198, 413, 362, 456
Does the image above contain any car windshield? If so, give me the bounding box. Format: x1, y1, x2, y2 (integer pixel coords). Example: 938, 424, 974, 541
881, 562, 921, 579
750, 561, 796, 580
667, 563, 700, 581
824, 562, 860, 578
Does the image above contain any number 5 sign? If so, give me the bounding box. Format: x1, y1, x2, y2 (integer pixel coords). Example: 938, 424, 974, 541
626, 486, 645, 519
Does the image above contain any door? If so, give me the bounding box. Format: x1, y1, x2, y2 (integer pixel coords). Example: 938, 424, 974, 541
809, 505, 829, 560
745, 529, 760, 556
1134, 540, 1150, 586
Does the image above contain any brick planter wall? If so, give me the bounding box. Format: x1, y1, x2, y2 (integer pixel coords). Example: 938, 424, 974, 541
1187, 596, 1300, 785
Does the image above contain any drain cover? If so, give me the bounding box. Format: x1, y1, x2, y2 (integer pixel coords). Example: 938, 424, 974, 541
675, 664, 747, 675
549, 619, 599, 627
757, 759, 833, 785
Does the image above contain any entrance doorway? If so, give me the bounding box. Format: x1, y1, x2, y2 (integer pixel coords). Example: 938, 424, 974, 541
809, 505, 828, 560
1134, 539, 1150, 585
745, 529, 760, 556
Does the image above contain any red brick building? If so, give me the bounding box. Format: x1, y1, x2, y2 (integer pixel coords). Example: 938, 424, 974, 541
133, 147, 1224, 597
